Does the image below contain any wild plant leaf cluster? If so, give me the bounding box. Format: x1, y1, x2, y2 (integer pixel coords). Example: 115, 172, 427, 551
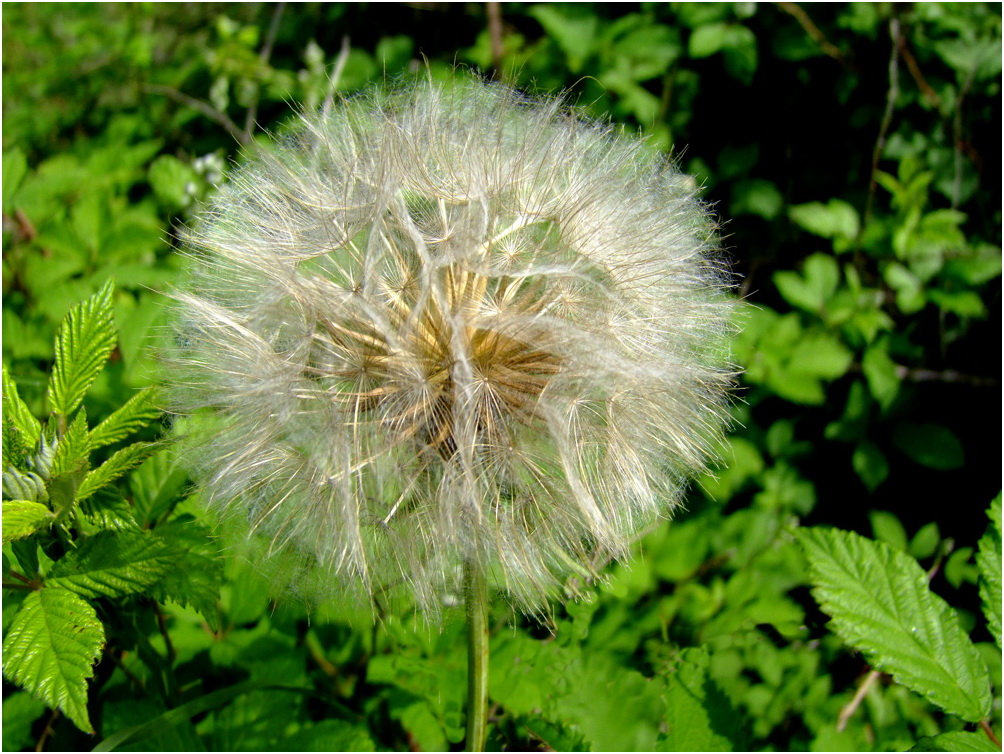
2, 3, 1001, 752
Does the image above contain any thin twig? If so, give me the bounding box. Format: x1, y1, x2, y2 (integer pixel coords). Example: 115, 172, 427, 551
895, 365, 998, 388
36, 708, 60, 752
896, 35, 943, 113
837, 669, 881, 731
861, 16, 901, 242
486, 2, 504, 76
244, 2, 287, 139
980, 719, 1001, 749
776, 2, 855, 70
951, 66, 977, 210
143, 83, 247, 144
153, 602, 176, 665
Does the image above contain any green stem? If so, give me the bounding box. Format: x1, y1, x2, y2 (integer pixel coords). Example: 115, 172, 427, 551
464, 559, 489, 752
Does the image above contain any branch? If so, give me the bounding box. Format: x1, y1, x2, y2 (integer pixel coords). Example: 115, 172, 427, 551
486, 2, 504, 76
861, 16, 901, 241
836, 668, 881, 731
896, 35, 943, 113
895, 365, 998, 388
143, 83, 247, 145
244, 2, 287, 138
776, 2, 856, 71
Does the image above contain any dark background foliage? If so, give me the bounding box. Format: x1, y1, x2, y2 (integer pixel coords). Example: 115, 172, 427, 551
3, 3, 1001, 751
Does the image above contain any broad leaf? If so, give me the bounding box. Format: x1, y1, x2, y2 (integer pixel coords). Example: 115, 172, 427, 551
130, 449, 188, 527
912, 731, 1001, 752
80, 489, 140, 532
799, 527, 991, 722
976, 494, 1002, 650
2, 500, 53, 544
47, 279, 117, 418
1, 588, 104, 733
50, 409, 91, 477
659, 646, 747, 751
76, 441, 158, 502
89, 387, 161, 449
150, 517, 223, 631
47, 530, 174, 599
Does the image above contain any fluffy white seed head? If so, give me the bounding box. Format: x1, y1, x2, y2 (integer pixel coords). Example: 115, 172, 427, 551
170, 78, 735, 620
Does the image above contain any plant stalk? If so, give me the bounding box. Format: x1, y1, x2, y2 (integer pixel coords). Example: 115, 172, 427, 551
464, 559, 489, 752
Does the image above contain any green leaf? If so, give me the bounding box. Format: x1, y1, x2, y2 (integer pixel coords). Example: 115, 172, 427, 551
789, 199, 860, 241
1, 588, 105, 733
93, 681, 322, 752
530, 4, 598, 72
913, 731, 1001, 752
2, 364, 41, 451
79, 489, 140, 533
76, 441, 158, 502
130, 449, 189, 526
50, 409, 91, 477
88, 387, 161, 449
773, 253, 841, 313
870, 509, 908, 551
659, 647, 747, 751
2, 691, 48, 752
853, 441, 889, 492
148, 155, 197, 209
893, 422, 965, 470
47, 530, 174, 599
2, 500, 54, 544
2, 148, 29, 213
151, 517, 223, 632
799, 527, 991, 722
976, 494, 1002, 650
47, 279, 117, 417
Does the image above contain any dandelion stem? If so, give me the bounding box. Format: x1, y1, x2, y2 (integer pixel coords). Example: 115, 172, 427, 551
464, 559, 490, 752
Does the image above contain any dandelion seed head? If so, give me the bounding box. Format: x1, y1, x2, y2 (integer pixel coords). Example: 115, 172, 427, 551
170, 78, 735, 620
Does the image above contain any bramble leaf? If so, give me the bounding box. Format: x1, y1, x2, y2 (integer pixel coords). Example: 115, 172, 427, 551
912, 731, 1000, 752
47, 279, 117, 418
76, 441, 158, 503
2, 364, 41, 458
976, 494, 1002, 650
659, 646, 747, 751
47, 530, 174, 599
50, 409, 91, 477
149, 516, 223, 632
1, 588, 105, 733
799, 527, 991, 722
89, 387, 161, 449
2, 500, 54, 544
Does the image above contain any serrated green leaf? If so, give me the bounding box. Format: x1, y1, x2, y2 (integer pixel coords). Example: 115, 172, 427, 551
47, 279, 117, 417
48, 467, 88, 517
913, 731, 1001, 752
47, 530, 174, 599
130, 449, 189, 526
2, 148, 29, 212
799, 527, 991, 721
50, 410, 91, 477
89, 388, 161, 450
1, 588, 104, 733
151, 517, 222, 631
976, 494, 1002, 650
659, 646, 746, 751
2, 500, 54, 544
80, 489, 140, 533
3, 364, 41, 452
76, 441, 158, 502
